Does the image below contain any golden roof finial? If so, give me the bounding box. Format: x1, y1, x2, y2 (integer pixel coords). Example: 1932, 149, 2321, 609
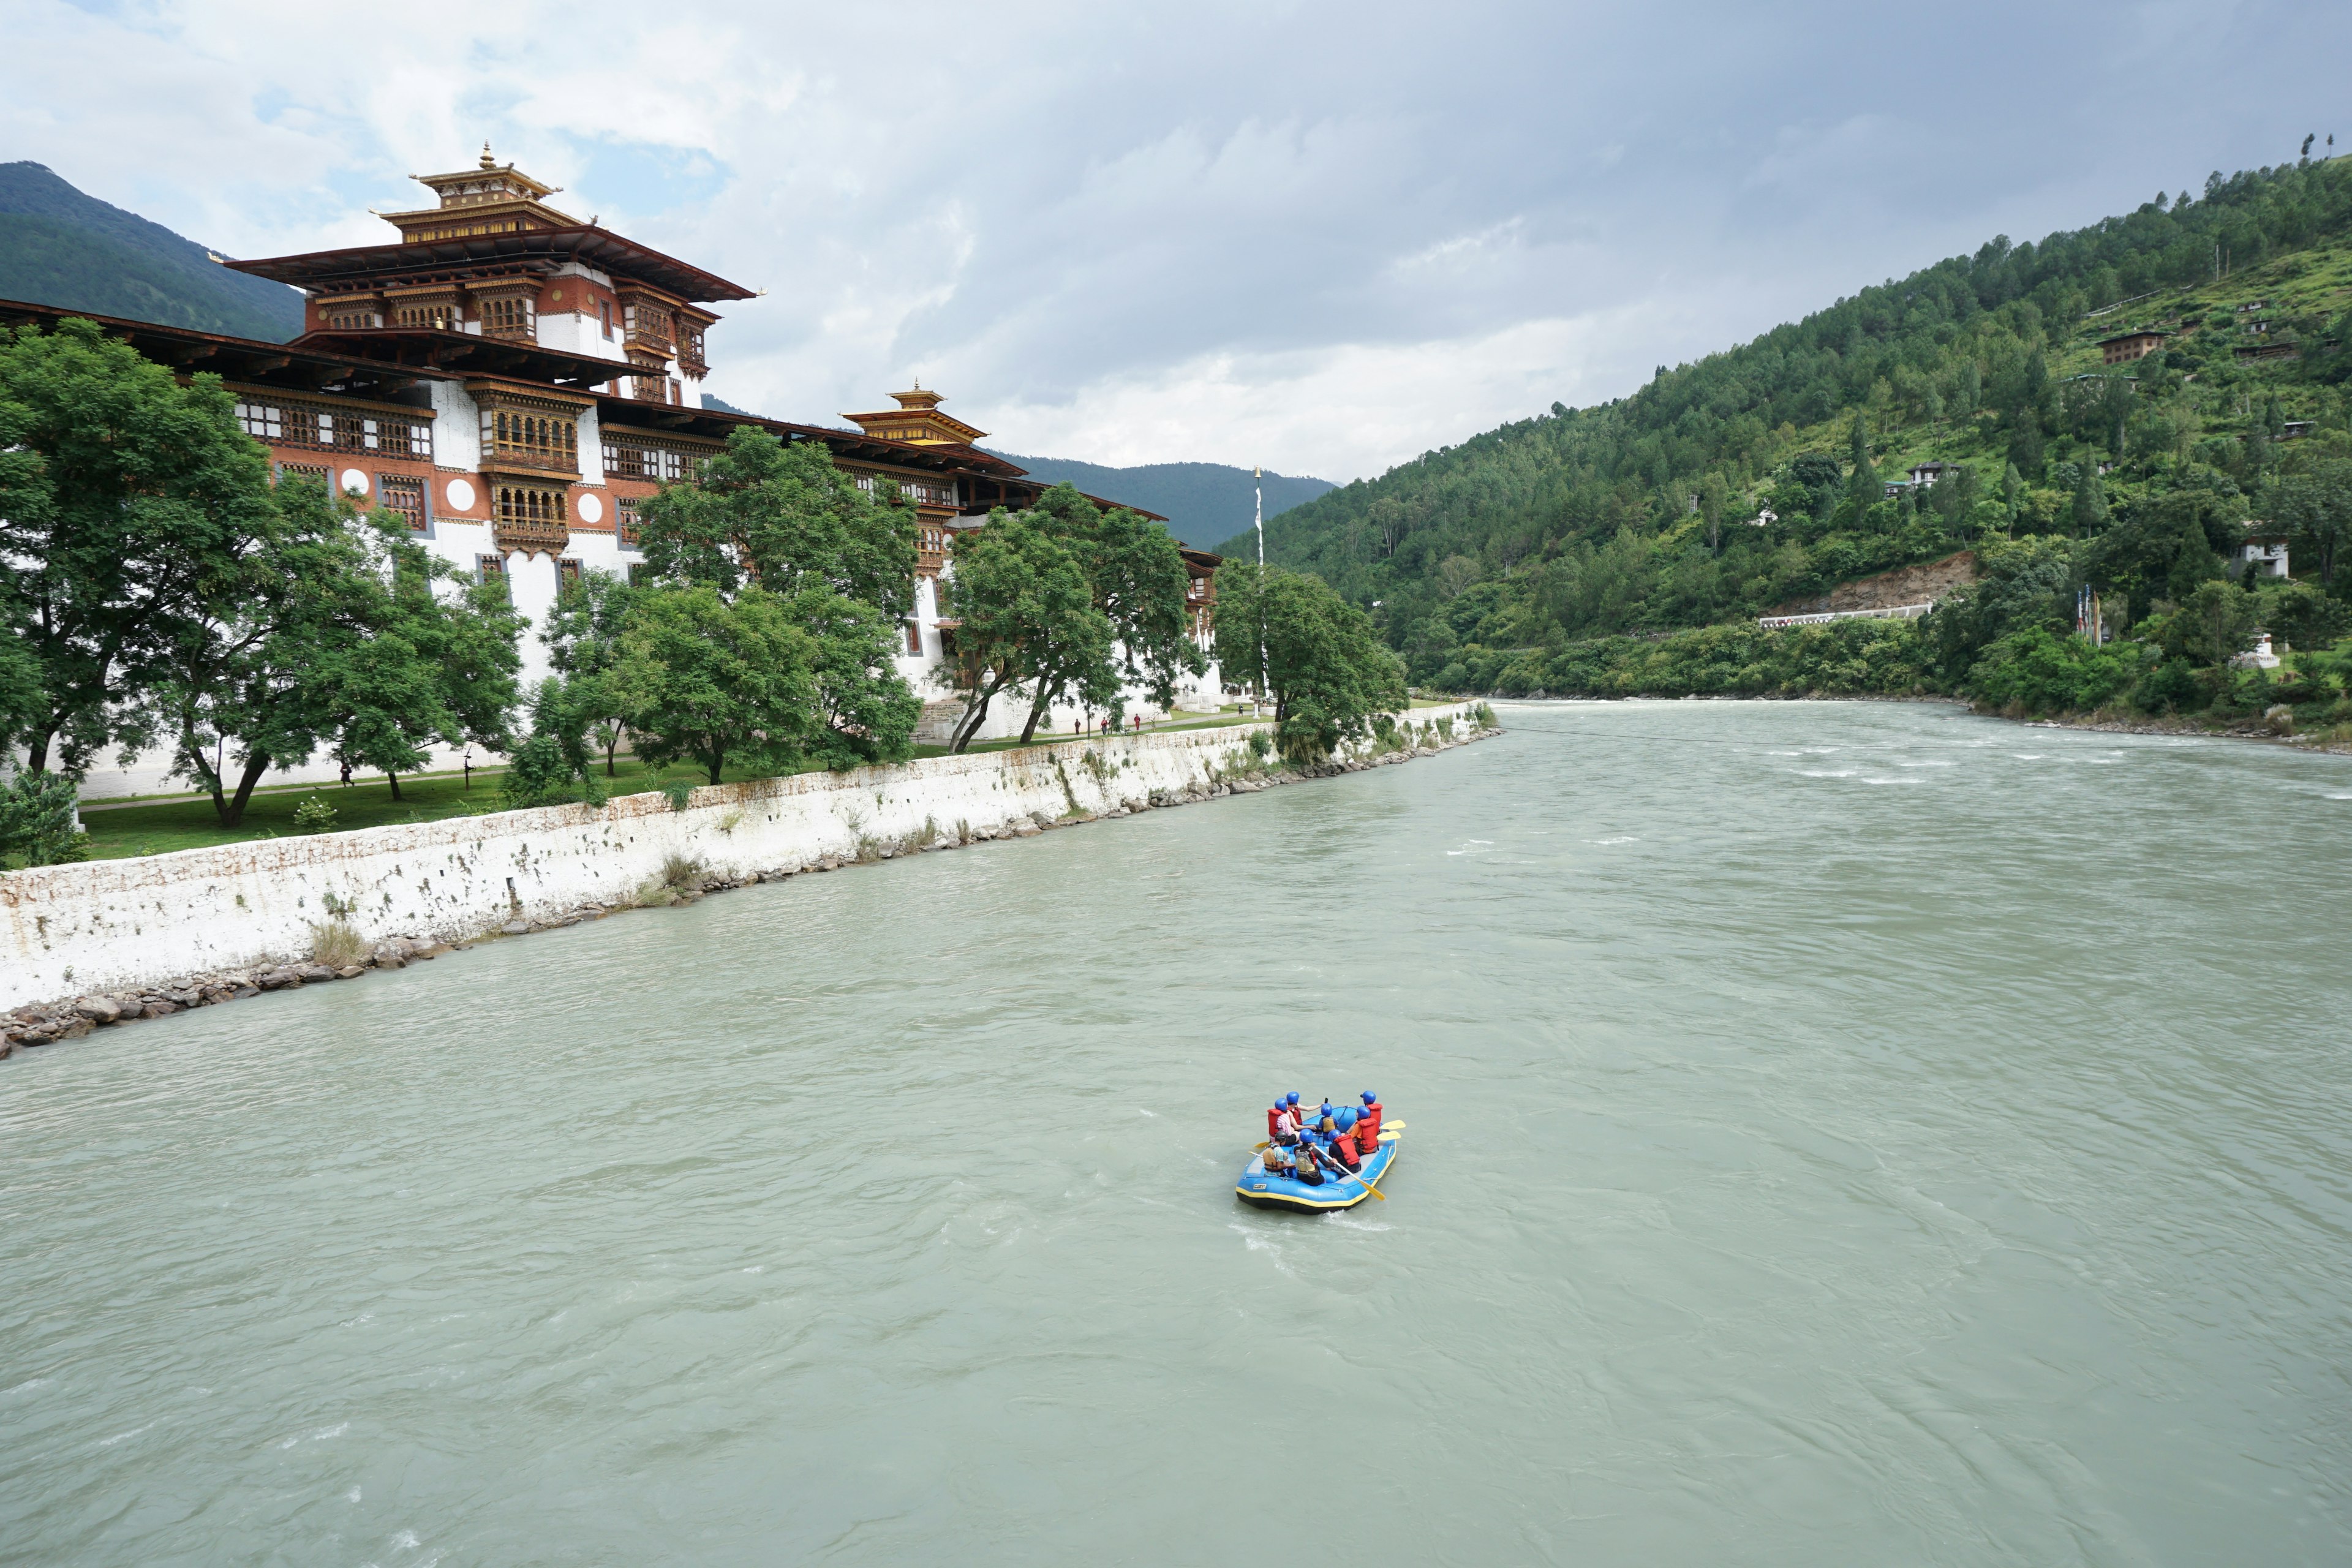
480, 141, 497, 170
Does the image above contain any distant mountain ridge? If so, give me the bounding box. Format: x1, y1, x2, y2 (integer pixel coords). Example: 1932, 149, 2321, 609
0, 162, 301, 342
981, 452, 1334, 550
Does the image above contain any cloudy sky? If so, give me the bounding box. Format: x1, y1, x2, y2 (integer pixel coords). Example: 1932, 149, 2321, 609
4, 1, 2346, 481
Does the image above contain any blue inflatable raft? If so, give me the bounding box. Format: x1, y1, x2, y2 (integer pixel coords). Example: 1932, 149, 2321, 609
1235, 1123, 1403, 1213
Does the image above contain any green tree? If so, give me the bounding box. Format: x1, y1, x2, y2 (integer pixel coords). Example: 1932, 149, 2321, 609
1700, 473, 1728, 557
790, 586, 922, 767
616, 583, 816, 785
541, 568, 642, 774
1002, 484, 1207, 742
502, 677, 601, 809
325, 540, 521, 799
1842, 412, 1879, 516
140, 477, 385, 825
2070, 466, 2109, 535
939, 510, 1107, 751
2266, 454, 2352, 584
0, 317, 276, 775
1213, 564, 1405, 763
2087, 492, 2223, 627
2166, 579, 2258, 669
634, 427, 917, 614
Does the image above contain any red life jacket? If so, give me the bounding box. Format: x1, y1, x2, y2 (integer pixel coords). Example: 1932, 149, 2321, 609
1267, 1105, 1287, 1139
1325, 1136, 1361, 1172
1359, 1101, 1383, 1141
1352, 1121, 1379, 1158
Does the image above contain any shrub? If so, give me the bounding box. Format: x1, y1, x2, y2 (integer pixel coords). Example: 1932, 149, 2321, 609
1966, 628, 2144, 715
310, 919, 367, 968
292, 794, 339, 834
1246, 729, 1272, 760
0, 771, 85, 866
2133, 655, 2206, 713
500, 732, 575, 809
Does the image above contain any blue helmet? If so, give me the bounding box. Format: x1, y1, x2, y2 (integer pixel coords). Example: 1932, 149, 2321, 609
1286, 1091, 1300, 1106
1360, 1091, 1377, 1105
1335, 1108, 1358, 1131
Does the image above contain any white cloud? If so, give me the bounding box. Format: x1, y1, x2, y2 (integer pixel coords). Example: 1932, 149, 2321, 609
2, 0, 2346, 483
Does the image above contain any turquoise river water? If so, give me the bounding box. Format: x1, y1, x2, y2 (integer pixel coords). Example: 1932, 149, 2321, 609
3, 699, 2349, 1565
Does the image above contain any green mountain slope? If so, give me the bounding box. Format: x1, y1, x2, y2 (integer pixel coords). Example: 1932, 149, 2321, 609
0, 162, 302, 341
1234, 157, 2352, 688
983, 453, 1332, 549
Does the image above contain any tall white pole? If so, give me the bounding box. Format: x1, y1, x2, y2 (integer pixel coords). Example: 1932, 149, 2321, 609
1254, 466, 1267, 705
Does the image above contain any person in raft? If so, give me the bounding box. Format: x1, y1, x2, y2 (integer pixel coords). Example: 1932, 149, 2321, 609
1357, 1091, 1382, 1144
1323, 1109, 1365, 1174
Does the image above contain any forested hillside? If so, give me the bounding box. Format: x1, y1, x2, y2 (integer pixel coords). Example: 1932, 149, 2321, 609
0, 162, 301, 341
1231, 157, 2352, 692
982, 453, 1331, 549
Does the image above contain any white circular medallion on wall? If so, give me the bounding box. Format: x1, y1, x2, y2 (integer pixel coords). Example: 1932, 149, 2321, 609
339, 468, 369, 496
446, 478, 477, 512
576, 492, 603, 524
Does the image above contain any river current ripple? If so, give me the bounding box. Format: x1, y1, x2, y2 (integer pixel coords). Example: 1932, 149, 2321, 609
4, 700, 2348, 1565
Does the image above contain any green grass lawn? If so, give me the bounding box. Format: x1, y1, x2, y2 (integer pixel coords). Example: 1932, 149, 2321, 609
73, 710, 1280, 861
77, 758, 771, 861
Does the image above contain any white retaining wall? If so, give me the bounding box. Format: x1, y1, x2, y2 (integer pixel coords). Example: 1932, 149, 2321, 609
1, 707, 1479, 1008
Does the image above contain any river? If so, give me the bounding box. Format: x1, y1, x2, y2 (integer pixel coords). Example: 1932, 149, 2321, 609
3, 699, 2348, 1566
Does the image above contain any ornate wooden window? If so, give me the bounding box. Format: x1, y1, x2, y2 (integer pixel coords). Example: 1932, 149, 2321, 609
480, 405, 578, 472
323, 304, 382, 330
492, 484, 570, 556
394, 301, 456, 330
478, 554, 507, 583
677, 323, 707, 377
377, 475, 428, 531
602, 441, 693, 482
236, 395, 433, 460
276, 461, 330, 487
617, 497, 644, 547
557, 557, 583, 587
479, 296, 536, 339
622, 301, 674, 352
905, 620, 922, 655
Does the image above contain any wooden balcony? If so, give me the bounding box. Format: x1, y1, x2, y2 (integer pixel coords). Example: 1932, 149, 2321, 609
492, 515, 569, 557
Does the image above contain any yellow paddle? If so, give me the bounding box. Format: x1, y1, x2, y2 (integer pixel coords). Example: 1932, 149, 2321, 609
1300, 1139, 1387, 1199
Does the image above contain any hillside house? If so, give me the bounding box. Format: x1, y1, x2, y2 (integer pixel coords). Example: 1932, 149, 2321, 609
2282, 420, 2315, 440
2234, 342, 2302, 363
2098, 330, 2168, 365
2237, 521, 2290, 579
1908, 461, 1956, 488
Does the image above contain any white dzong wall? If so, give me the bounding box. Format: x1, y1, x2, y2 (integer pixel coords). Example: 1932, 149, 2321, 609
3, 709, 1481, 1009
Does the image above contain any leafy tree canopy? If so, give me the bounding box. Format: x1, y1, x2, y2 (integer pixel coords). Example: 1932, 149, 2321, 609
635, 427, 919, 616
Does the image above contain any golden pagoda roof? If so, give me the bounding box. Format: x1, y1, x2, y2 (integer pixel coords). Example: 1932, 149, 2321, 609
842, 382, 987, 447
376, 143, 578, 240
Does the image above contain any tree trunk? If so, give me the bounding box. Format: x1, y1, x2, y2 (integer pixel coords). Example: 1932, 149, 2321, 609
385, 770, 403, 801
949, 674, 1007, 753
606, 731, 620, 775
25, 727, 54, 775
1018, 684, 1057, 745
221, 753, 272, 828
707, 755, 724, 785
